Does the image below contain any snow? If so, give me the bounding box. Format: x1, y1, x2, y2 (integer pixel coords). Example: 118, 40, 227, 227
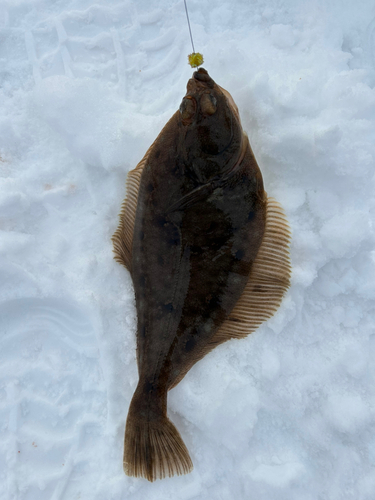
1, 0, 375, 498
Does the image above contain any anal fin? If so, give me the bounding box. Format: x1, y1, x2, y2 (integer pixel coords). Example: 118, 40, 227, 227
168, 197, 291, 391
211, 197, 291, 345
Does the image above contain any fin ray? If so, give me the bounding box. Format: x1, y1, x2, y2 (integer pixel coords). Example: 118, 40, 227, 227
112, 148, 152, 271
124, 387, 193, 481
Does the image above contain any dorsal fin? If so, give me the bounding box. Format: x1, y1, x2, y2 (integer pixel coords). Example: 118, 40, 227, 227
112, 147, 152, 271
112, 113, 179, 271
168, 197, 291, 390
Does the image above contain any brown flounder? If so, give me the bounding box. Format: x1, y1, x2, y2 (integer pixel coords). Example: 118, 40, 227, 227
112, 68, 291, 482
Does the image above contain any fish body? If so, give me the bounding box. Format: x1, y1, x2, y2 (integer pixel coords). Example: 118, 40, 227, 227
112, 68, 291, 481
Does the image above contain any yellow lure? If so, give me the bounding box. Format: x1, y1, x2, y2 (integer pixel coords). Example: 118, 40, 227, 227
188, 52, 204, 68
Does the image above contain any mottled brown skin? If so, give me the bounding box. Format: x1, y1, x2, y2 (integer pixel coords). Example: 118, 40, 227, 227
129, 69, 266, 423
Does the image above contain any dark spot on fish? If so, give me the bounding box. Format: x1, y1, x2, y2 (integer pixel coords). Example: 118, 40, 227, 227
205, 295, 219, 309
211, 234, 230, 251
139, 275, 146, 287
185, 337, 196, 352
207, 221, 218, 234
169, 235, 180, 246
235, 249, 245, 260
139, 231, 145, 241
190, 244, 204, 255
154, 215, 167, 227
144, 381, 154, 394
162, 303, 174, 313
248, 211, 255, 221
155, 150, 161, 159
140, 325, 146, 338
147, 183, 154, 193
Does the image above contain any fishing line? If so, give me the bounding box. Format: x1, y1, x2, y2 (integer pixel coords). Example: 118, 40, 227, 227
184, 0, 204, 68
184, 0, 195, 53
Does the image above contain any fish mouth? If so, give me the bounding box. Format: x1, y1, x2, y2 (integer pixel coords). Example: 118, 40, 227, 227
193, 68, 214, 88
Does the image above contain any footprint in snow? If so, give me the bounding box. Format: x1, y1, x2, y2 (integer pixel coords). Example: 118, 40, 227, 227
20, 1, 185, 101
0, 297, 108, 500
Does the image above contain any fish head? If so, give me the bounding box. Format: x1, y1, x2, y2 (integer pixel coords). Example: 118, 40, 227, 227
178, 68, 243, 180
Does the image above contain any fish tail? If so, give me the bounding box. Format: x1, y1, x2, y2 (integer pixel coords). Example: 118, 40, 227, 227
124, 385, 193, 481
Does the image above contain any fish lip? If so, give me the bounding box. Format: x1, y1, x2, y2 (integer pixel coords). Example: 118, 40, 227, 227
193, 68, 214, 88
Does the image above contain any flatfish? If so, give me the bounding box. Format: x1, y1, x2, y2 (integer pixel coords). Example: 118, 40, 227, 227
112, 68, 291, 481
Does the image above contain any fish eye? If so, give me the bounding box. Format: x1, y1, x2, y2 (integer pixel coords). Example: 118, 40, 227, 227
200, 93, 217, 115
179, 97, 196, 121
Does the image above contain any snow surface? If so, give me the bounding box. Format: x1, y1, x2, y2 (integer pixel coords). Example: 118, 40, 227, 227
1, 0, 375, 498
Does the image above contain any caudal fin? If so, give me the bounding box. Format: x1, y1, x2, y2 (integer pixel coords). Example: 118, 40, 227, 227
124, 391, 193, 481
